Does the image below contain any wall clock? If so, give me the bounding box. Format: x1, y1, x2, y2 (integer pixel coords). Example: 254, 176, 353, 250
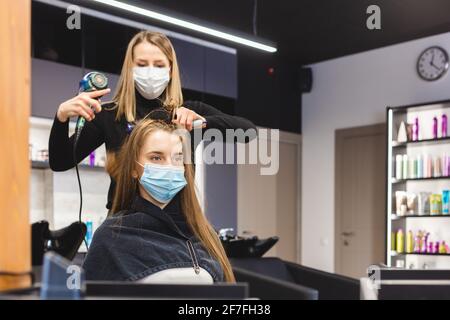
417, 46, 449, 81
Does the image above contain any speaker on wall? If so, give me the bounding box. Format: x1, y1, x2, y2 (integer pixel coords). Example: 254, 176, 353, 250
299, 67, 313, 93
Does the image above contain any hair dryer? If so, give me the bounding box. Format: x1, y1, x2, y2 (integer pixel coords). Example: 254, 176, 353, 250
76, 72, 109, 131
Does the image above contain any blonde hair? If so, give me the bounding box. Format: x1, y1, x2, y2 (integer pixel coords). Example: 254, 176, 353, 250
111, 31, 184, 122
109, 118, 235, 283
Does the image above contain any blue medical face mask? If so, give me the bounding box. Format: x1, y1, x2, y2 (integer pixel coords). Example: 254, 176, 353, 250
136, 162, 187, 204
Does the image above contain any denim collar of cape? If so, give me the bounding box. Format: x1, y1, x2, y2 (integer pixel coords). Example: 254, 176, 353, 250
131, 193, 181, 215
128, 193, 192, 240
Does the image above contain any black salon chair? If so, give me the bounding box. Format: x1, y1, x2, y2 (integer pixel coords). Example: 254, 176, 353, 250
219, 228, 279, 258
231, 257, 360, 300
31, 220, 86, 266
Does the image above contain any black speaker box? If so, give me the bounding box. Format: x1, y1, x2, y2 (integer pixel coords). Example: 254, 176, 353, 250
299, 67, 313, 93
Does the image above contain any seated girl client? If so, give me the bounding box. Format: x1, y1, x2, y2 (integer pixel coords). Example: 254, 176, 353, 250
82, 118, 235, 284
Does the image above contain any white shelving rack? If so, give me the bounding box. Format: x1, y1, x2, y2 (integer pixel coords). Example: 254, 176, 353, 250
386, 100, 450, 269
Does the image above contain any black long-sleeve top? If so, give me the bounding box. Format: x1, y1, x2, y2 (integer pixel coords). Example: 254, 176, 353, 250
48, 90, 256, 210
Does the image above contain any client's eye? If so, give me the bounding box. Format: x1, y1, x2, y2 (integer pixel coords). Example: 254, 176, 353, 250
173, 155, 184, 164
150, 155, 162, 161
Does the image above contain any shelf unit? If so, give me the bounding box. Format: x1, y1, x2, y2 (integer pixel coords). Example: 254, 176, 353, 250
392, 136, 450, 148
391, 176, 450, 184
386, 100, 450, 269
31, 160, 105, 172
391, 251, 450, 257
391, 214, 450, 220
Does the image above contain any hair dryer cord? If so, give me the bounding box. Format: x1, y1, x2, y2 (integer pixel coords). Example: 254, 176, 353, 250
73, 118, 89, 251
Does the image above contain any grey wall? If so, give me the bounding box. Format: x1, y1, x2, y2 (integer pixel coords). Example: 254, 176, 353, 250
203, 142, 237, 231
31, 58, 120, 119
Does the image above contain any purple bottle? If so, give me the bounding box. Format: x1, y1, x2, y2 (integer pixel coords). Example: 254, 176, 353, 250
447, 155, 450, 177
444, 156, 449, 177
434, 241, 440, 254
442, 114, 448, 138
421, 233, 429, 253
428, 241, 434, 254
412, 117, 419, 141
89, 151, 95, 167
433, 116, 438, 139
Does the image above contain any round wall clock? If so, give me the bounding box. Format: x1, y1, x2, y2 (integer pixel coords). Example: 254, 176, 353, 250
417, 46, 449, 81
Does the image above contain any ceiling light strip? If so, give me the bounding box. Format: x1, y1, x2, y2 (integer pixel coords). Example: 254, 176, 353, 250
93, 0, 277, 53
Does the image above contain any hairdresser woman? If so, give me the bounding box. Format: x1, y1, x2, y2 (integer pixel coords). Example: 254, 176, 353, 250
49, 31, 256, 211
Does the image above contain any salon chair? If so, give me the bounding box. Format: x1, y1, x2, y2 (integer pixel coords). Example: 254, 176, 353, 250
231, 257, 360, 300
219, 228, 279, 258
31, 220, 86, 266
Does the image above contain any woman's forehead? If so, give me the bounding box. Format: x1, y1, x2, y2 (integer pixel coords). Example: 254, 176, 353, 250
142, 130, 182, 153
134, 42, 166, 59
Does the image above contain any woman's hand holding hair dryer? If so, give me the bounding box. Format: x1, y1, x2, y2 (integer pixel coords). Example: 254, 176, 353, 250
56, 88, 111, 123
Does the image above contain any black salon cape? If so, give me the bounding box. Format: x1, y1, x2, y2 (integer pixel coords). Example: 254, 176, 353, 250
82, 194, 224, 282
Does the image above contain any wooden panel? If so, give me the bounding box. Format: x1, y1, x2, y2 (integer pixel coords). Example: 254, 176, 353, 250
276, 142, 299, 262
0, 0, 32, 291
237, 131, 301, 262
237, 157, 277, 244
335, 124, 386, 278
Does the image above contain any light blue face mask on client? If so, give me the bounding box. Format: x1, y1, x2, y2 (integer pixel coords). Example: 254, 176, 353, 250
136, 162, 187, 203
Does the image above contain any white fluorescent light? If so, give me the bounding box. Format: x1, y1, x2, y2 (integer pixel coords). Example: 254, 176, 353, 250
92, 0, 277, 53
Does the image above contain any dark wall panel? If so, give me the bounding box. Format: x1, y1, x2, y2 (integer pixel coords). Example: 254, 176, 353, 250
32, 1, 82, 67
236, 48, 301, 133
205, 48, 238, 99
83, 15, 138, 75
236, 48, 280, 129
171, 38, 205, 93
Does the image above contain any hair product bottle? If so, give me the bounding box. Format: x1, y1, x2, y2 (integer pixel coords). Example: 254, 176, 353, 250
433, 156, 442, 177
396, 229, 404, 253
406, 230, 414, 253
412, 117, 419, 141
395, 154, 403, 179
409, 156, 416, 179
442, 114, 448, 138
433, 116, 438, 139
417, 154, 423, 178
402, 154, 409, 179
